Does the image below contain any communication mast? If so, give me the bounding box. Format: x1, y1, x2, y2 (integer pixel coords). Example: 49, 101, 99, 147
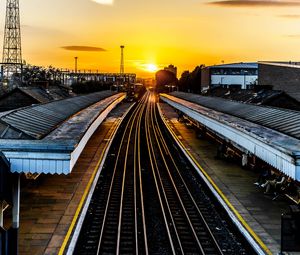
120, 45, 124, 74
1, 0, 23, 80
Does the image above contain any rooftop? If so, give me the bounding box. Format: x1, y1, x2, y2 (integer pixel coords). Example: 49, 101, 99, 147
203, 87, 300, 111
207, 62, 258, 69
0, 90, 116, 139
162, 92, 300, 181
170, 91, 300, 141
259, 61, 300, 69
0, 90, 126, 174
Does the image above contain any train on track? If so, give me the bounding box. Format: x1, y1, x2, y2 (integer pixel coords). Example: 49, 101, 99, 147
125, 83, 146, 102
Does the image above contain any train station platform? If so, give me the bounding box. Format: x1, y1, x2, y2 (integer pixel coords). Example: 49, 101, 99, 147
12, 102, 132, 255
0, 90, 125, 175
160, 92, 300, 182
159, 102, 293, 254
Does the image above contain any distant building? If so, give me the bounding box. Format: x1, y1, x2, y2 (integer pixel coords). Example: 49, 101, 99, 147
164, 65, 177, 78
201, 62, 258, 90
258, 61, 300, 101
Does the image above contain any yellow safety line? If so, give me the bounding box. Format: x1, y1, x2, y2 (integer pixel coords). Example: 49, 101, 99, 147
159, 103, 272, 255
59, 118, 121, 255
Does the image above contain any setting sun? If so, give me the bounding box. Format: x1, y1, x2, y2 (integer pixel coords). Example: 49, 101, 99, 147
146, 64, 159, 73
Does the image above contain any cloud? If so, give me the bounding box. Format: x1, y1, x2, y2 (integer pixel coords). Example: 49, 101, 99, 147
208, 0, 300, 7
91, 0, 114, 5
284, 34, 300, 38
278, 14, 300, 18
61, 46, 107, 52
21, 24, 71, 37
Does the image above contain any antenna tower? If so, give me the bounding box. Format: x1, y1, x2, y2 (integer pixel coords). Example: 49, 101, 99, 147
120, 45, 124, 74
2, 0, 22, 79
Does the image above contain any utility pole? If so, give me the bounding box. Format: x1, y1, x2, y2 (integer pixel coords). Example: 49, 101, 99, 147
74, 57, 78, 73
2, 0, 23, 84
120, 45, 125, 86
120, 45, 124, 75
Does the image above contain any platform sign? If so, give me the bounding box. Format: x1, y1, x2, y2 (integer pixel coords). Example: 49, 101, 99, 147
281, 205, 300, 252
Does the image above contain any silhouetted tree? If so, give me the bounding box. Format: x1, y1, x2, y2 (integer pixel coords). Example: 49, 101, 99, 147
178, 65, 204, 94
22, 65, 62, 86
155, 70, 178, 93
178, 70, 191, 91
190, 65, 203, 93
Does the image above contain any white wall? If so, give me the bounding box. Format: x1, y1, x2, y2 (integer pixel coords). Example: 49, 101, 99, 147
211, 75, 257, 89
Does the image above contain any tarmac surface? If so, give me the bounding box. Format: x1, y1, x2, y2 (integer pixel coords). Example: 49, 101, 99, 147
159, 102, 294, 254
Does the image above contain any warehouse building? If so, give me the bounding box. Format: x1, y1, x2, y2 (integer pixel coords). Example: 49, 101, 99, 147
201, 62, 258, 90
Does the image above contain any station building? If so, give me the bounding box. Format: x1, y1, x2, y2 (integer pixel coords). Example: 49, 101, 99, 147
201, 62, 258, 90
258, 61, 300, 101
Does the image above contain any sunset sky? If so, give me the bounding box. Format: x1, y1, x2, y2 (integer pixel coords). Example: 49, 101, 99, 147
1, 0, 300, 77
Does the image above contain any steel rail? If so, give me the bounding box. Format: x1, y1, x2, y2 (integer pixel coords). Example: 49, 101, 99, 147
135, 92, 149, 255
96, 96, 145, 254
153, 101, 224, 254
115, 98, 143, 254
151, 123, 205, 254
148, 93, 224, 254
145, 94, 178, 254
148, 95, 192, 254
116, 92, 149, 254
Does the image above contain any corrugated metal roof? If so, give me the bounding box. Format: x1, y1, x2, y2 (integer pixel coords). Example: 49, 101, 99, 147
0, 90, 116, 139
171, 92, 300, 140
0, 92, 125, 175
208, 62, 258, 69
18, 87, 53, 103
161, 94, 300, 181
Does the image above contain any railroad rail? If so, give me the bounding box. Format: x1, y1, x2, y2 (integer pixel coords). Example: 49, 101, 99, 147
73, 91, 254, 254
145, 94, 224, 254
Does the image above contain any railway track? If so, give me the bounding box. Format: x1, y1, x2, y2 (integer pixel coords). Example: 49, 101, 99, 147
73, 91, 253, 255
145, 93, 224, 254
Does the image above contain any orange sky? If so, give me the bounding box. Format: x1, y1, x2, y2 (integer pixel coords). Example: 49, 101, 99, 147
2, 0, 300, 77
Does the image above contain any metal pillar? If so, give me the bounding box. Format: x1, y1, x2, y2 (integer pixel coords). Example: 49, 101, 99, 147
242, 153, 248, 168
0, 66, 3, 80
8, 174, 20, 255
0, 202, 3, 228
12, 175, 20, 229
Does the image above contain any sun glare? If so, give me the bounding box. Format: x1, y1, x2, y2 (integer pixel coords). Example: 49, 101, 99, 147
146, 63, 159, 73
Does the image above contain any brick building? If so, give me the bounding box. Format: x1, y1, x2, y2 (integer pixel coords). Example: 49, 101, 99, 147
258, 61, 300, 101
